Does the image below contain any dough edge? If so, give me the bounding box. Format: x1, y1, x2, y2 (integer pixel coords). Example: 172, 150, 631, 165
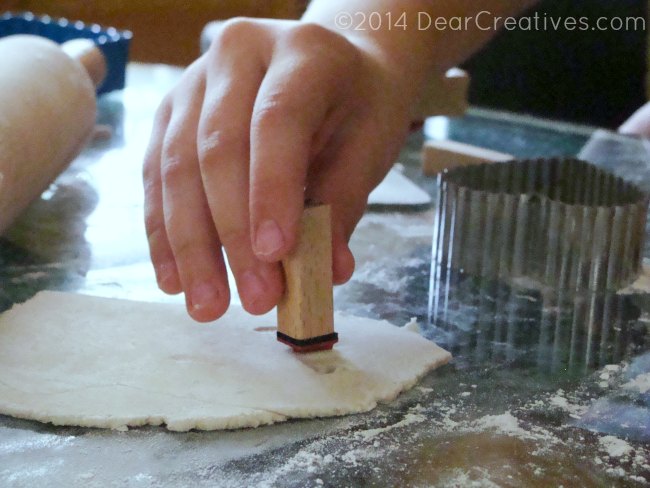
0, 292, 451, 432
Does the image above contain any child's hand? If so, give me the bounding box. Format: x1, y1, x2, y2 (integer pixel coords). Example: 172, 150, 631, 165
143, 18, 414, 321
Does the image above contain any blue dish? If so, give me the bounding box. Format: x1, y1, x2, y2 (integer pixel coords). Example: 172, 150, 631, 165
0, 11, 132, 94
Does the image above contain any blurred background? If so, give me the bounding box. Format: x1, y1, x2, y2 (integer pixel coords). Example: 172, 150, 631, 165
465, 0, 648, 128
0, 0, 646, 129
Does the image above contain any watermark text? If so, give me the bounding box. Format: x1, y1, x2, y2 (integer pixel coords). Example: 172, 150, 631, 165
333, 10, 646, 33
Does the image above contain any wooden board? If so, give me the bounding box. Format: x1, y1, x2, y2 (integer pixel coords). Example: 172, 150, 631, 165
422, 139, 513, 175
413, 68, 470, 120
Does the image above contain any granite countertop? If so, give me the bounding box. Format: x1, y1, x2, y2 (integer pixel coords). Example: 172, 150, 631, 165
0, 64, 648, 487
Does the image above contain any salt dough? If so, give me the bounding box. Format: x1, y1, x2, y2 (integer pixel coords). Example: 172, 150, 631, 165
368, 167, 431, 207
0, 291, 450, 431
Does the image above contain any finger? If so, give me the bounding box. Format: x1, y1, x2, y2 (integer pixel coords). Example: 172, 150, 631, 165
143, 99, 182, 294
249, 28, 357, 263
198, 32, 283, 315
161, 67, 231, 322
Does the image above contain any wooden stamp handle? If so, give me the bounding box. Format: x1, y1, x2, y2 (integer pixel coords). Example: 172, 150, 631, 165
276, 204, 337, 353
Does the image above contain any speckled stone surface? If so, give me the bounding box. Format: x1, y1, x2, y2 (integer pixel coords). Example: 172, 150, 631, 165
0, 64, 648, 487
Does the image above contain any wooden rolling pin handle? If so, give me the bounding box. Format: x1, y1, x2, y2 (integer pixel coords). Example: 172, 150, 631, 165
61, 39, 107, 89
0, 35, 99, 235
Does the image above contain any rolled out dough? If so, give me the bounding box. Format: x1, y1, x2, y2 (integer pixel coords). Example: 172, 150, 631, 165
368, 167, 431, 207
0, 291, 450, 432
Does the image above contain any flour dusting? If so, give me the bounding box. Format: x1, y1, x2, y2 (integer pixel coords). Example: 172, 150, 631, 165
599, 436, 634, 458
618, 262, 650, 294
473, 412, 531, 439
623, 373, 650, 394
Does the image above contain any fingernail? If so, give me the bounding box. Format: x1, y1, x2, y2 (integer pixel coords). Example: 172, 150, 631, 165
254, 219, 284, 258
240, 270, 266, 309
190, 283, 219, 312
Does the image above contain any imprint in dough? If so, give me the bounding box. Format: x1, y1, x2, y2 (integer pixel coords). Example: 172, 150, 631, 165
0, 291, 451, 431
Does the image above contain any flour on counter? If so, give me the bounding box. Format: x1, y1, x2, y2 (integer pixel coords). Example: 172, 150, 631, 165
548, 390, 588, 418
9, 271, 48, 283
623, 373, 650, 394
472, 412, 532, 439
352, 260, 412, 294
403, 318, 421, 334
599, 436, 634, 458
354, 411, 427, 441
618, 262, 650, 295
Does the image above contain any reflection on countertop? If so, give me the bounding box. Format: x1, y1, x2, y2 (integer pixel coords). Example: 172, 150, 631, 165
0, 64, 649, 486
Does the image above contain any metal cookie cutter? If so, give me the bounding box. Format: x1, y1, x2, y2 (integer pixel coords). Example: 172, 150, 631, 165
432, 158, 649, 292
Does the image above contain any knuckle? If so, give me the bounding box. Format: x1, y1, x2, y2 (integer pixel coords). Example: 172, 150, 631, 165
210, 17, 258, 52
146, 227, 174, 266
252, 93, 300, 130
197, 129, 245, 166
143, 203, 163, 232
285, 22, 332, 45
142, 183, 160, 218
160, 132, 195, 183
142, 153, 158, 182
285, 23, 357, 65
163, 213, 215, 262
217, 225, 249, 251
160, 152, 189, 184
171, 239, 201, 264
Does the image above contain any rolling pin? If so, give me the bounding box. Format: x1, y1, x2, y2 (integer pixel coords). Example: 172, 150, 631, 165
0, 35, 106, 235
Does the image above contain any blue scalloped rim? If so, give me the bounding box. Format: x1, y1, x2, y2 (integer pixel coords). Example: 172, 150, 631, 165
0, 11, 132, 94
